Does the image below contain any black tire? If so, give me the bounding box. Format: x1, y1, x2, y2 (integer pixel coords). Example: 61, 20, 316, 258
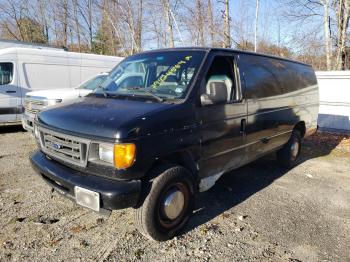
134, 165, 196, 241
277, 130, 302, 168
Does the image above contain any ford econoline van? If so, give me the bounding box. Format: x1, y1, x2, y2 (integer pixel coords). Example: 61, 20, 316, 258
30, 48, 319, 241
0, 47, 122, 126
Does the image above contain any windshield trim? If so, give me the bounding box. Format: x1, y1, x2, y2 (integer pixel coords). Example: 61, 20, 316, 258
87, 91, 177, 104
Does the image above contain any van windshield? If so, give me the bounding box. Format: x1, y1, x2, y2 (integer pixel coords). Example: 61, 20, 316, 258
92, 51, 206, 101
78, 74, 108, 90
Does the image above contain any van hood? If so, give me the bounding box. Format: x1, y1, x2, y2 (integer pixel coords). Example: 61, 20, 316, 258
26, 88, 92, 101
37, 96, 194, 140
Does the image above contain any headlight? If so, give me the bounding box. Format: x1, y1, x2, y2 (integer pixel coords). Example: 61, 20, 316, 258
45, 99, 62, 106
98, 143, 136, 169
33, 125, 40, 139
99, 144, 114, 164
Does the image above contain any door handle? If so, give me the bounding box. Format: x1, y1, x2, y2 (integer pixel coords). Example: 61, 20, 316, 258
240, 119, 246, 135
261, 137, 270, 144
6, 90, 16, 93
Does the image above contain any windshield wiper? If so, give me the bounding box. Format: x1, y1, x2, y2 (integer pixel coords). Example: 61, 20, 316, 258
126, 87, 165, 102
93, 84, 109, 98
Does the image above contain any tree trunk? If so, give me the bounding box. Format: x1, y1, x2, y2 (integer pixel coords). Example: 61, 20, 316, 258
223, 0, 231, 48
73, 0, 81, 52
322, 0, 332, 70
62, 0, 68, 48
334, 0, 350, 70
254, 0, 260, 52
196, 0, 205, 46
208, 0, 215, 46
135, 0, 143, 51
88, 0, 93, 51
161, 0, 174, 47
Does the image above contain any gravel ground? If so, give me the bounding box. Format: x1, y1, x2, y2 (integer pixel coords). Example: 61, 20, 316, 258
0, 126, 349, 262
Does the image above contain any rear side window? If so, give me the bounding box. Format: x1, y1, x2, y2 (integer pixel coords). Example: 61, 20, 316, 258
0, 63, 13, 85
238, 55, 281, 99
239, 54, 316, 99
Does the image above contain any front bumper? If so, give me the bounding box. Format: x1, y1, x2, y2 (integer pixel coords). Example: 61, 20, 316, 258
22, 113, 34, 131
30, 150, 141, 211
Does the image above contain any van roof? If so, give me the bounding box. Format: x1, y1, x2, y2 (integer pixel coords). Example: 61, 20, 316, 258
0, 47, 65, 56
0, 47, 122, 60
139, 47, 311, 67
0, 39, 65, 51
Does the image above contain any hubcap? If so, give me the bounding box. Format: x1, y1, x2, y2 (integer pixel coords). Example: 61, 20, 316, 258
162, 188, 185, 220
291, 140, 299, 159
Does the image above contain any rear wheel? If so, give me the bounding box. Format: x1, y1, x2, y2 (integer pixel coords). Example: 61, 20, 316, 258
277, 130, 302, 168
134, 165, 195, 241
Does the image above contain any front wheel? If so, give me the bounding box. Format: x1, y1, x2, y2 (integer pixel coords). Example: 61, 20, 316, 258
277, 130, 302, 168
134, 165, 195, 241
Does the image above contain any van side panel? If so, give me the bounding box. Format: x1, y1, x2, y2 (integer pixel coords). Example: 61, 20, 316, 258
238, 54, 318, 162
68, 53, 82, 88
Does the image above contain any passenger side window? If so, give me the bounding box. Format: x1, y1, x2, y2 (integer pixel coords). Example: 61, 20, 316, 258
239, 55, 283, 99
201, 56, 236, 104
0, 63, 13, 85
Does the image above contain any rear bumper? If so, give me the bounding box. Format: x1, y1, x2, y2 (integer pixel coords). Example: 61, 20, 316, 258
30, 150, 141, 211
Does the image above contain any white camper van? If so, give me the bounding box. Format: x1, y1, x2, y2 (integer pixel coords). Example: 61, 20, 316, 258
0, 47, 122, 126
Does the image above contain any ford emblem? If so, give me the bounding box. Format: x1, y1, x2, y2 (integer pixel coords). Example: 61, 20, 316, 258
52, 143, 61, 150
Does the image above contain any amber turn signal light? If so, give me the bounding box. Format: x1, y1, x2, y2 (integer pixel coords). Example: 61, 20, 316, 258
113, 143, 136, 169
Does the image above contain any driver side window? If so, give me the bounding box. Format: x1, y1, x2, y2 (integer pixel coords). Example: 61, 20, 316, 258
202, 56, 236, 103
0, 63, 13, 85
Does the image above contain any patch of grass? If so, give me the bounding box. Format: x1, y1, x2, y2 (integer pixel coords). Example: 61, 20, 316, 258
134, 248, 144, 259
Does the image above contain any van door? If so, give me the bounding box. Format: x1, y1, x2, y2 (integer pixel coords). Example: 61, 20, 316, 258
196, 52, 247, 179
0, 61, 20, 123
238, 54, 295, 160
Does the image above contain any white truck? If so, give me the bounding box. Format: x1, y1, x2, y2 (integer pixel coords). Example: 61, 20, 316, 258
0, 47, 122, 126
22, 73, 108, 131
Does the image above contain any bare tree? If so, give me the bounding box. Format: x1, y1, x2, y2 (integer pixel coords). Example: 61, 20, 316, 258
0, 0, 348, 70
61, 0, 69, 47
72, 0, 81, 51
334, 0, 350, 69
322, 0, 332, 70
207, 0, 215, 46
222, 0, 231, 48
161, 0, 174, 47
196, 0, 205, 46
254, 0, 260, 52
135, 0, 143, 51
78, 0, 95, 50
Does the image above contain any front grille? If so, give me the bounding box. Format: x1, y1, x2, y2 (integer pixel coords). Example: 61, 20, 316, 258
24, 99, 45, 115
38, 127, 90, 167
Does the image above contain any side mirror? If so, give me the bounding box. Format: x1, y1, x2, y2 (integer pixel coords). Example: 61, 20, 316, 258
201, 81, 228, 106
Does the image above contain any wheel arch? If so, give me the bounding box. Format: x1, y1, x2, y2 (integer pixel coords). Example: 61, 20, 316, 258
144, 150, 199, 182
294, 121, 306, 138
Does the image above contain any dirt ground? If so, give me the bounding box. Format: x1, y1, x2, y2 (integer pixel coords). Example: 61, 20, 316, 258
0, 126, 349, 262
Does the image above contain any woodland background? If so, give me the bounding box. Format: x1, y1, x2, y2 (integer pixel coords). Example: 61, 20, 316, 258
0, 0, 349, 70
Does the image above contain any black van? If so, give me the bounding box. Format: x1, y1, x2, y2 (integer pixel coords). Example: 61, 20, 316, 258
30, 48, 319, 241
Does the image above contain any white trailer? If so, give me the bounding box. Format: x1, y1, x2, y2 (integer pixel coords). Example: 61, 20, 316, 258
0, 47, 122, 126
316, 71, 350, 132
